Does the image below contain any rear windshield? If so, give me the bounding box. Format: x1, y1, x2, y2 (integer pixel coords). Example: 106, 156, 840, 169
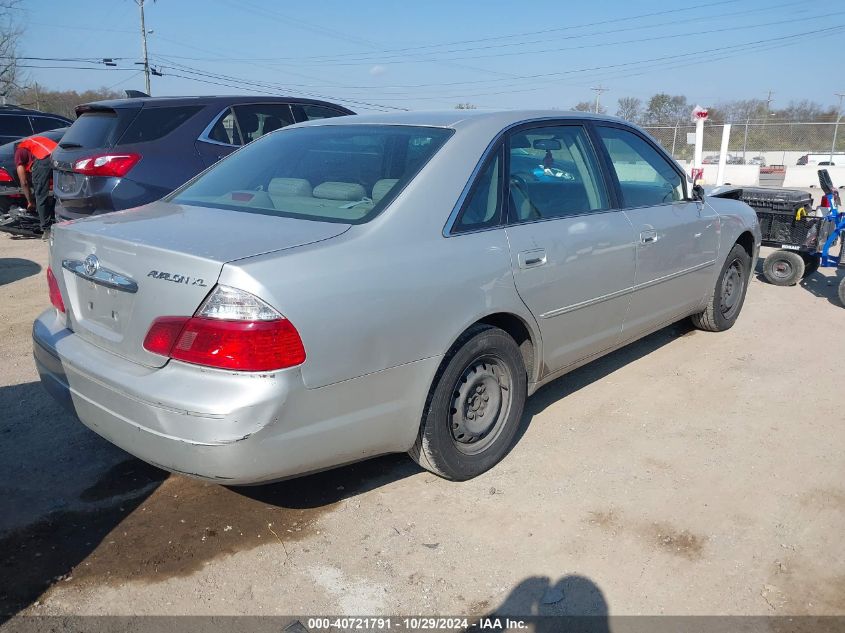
170, 124, 453, 224
119, 105, 203, 144
59, 110, 135, 149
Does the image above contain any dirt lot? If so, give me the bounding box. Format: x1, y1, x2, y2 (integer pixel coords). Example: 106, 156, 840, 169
1, 231, 843, 620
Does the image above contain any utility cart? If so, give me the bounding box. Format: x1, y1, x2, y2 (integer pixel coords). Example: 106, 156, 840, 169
741, 170, 844, 306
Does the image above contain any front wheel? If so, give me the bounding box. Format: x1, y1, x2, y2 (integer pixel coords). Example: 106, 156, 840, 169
410, 324, 527, 481
691, 243, 752, 332
838, 276, 845, 308
763, 250, 805, 286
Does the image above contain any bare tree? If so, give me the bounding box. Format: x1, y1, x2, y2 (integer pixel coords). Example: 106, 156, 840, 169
0, 0, 24, 103
615, 97, 642, 123
15, 86, 124, 118
574, 101, 605, 114
455, 103, 478, 110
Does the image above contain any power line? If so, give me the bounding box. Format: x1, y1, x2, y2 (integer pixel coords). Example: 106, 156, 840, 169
356, 24, 843, 102
182, 0, 809, 66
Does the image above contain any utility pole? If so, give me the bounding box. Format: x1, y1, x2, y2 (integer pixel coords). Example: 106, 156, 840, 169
830, 92, 845, 165
591, 86, 608, 114
765, 90, 774, 116
136, 0, 151, 95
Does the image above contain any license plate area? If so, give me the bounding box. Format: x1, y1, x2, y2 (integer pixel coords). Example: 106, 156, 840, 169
55, 170, 81, 195
68, 276, 135, 343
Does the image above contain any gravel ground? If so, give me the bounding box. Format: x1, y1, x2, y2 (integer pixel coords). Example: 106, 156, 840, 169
1, 231, 843, 620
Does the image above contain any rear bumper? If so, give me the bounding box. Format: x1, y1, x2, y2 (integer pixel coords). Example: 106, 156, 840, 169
33, 309, 437, 484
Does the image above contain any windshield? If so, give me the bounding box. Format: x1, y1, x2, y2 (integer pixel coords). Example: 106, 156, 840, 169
171, 124, 453, 224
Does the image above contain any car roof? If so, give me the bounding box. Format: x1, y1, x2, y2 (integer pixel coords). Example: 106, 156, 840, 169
0, 104, 71, 119
77, 95, 355, 112
297, 109, 627, 129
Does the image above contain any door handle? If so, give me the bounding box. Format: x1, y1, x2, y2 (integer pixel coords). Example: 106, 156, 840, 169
640, 230, 658, 244
518, 249, 547, 269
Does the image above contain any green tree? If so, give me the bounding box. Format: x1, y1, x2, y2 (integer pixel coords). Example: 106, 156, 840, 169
644, 93, 689, 125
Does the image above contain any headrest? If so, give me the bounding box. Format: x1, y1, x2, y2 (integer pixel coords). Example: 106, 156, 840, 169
263, 116, 283, 134
372, 179, 398, 203
313, 181, 366, 201
239, 111, 259, 133
268, 178, 312, 197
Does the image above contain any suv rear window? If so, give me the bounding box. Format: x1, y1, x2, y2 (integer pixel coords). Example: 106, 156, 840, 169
119, 105, 203, 144
59, 109, 136, 149
171, 125, 453, 224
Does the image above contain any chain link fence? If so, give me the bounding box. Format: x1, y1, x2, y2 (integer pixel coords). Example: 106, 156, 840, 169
641, 122, 844, 167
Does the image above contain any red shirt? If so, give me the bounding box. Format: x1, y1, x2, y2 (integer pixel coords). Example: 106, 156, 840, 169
13, 146, 33, 170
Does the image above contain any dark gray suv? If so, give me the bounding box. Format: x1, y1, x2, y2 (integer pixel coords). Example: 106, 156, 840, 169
51, 96, 354, 220
0, 105, 71, 145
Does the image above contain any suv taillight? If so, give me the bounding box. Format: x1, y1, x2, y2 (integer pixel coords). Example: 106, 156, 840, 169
0, 167, 14, 183
73, 153, 141, 177
143, 286, 305, 371
47, 267, 65, 313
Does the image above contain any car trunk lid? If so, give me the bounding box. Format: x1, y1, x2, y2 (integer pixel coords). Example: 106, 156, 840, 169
51, 201, 350, 367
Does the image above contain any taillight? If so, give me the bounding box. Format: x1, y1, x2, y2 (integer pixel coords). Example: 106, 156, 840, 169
73, 153, 141, 177
143, 286, 305, 371
0, 167, 14, 183
47, 267, 65, 313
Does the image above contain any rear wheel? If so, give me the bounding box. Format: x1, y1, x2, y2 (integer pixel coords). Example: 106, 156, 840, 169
692, 243, 752, 332
838, 277, 845, 308
410, 324, 527, 481
763, 250, 805, 286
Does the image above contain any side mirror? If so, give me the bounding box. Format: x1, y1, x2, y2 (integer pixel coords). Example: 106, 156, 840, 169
692, 184, 706, 202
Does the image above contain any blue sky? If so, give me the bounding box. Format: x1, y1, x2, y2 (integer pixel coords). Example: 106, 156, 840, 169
16, 0, 844, 114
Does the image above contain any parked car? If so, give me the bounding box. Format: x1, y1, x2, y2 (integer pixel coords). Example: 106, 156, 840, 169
51, 95, 354, 221
0, 104, 71, 145
34, 110, 761, 484
749, 156, 766, 166
0, 127, 67, 213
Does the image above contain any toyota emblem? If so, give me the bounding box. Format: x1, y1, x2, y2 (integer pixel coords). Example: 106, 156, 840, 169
83, 254, 100, 277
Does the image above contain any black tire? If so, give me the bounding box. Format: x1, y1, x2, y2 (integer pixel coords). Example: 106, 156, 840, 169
801, 255, 820, 277
409, 324, 527, 481
691, 243, 752, 332
763, 250, 805, 286
838, 277, 845, 308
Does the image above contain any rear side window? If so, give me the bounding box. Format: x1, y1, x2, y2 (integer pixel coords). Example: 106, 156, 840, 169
30, 116, 68, 133
508, 125, 609, 222
59, 110, 136, 149
0, 116, 33, 137
453, 151, 502, 233
119, 106, 202, 144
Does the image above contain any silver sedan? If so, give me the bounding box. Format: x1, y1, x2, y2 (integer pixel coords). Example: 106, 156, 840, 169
33, 110, 761, 484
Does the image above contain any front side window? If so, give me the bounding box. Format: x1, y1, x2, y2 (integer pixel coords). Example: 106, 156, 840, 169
172, 125, 453, 224
595, 126, 684, 207
232, 104, 295, 143
507, 125, 608, 222
293, 104, 348, 122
